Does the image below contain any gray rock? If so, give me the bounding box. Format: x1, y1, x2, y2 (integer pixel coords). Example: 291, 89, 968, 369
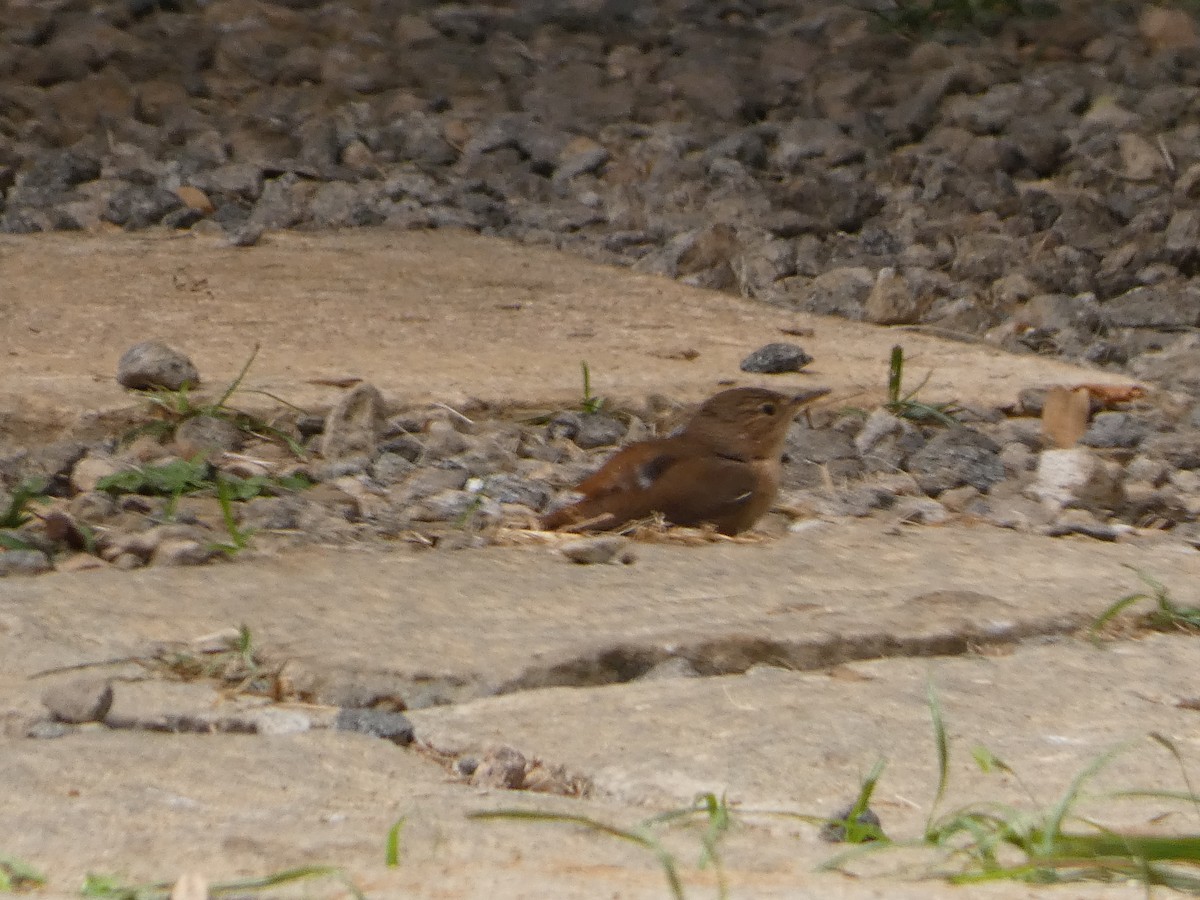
906, 428, 1005, 496
820, 803, 883, 843
548, 411, 626, 449
18, 149, 101, 196
999, 442, 1036, 475
245, 174, 307, 231
334, 708, 414, 745
152, 539, 218, 567
42, 677, 113, 724
191, 164, 265, 202
26, 720, 70, 739
892, 496, 951, 525
788, 267, 874, 319
422, 420, 470, 458
0, 550, 52, 577
410, 489, 497, 523
101, 185, 184, 229
560, 536, 632, 565
636, 656, 699, 681
1043, 512, 1122, 542
739, 342, 813, 374
117, 341, 200, 392
479, 474, 551, 510
249, 708, 313, 736
863, 268, 923, 326
469, 745, 528, 790
1080, 412, 1149, 449
395, 465, 470, 503
1102, 285, 1200, 328
174, 415, 244, 456
1142, 433, 1200, 470
554, 145, 610, 182
308, 182, 385, 228
783, 421, 865, 488
1032, 448, 1125, 511
370, 452, 417, 486
854, 409, 925, 473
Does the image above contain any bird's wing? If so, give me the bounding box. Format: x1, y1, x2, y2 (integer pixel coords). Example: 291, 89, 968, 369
648, 454, 760, 528
572, 440, 680, 499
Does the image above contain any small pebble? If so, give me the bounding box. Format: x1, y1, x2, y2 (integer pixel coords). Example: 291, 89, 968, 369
470, 745, 528, 790
42, 677, 114, 724
0, 550, 52, 577
739, 342, 813, 374
116, 341, 200, 391
27, 720, 71, 739
819, 803, 884, 843
334, 708, 415, 745
560, 536, 632, 565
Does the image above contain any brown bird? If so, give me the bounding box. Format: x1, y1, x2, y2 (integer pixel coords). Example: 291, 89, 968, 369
542, 386, 828, 536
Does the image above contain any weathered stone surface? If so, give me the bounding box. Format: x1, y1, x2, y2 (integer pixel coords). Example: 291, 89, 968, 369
42, 676, 113, 723
116, 341, 200, 392
1032, 448, 1125, 511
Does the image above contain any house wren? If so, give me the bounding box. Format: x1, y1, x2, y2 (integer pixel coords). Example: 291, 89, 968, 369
542, 386, 828, 536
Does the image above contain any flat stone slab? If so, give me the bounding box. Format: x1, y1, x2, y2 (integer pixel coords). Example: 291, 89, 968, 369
1, 522, 1194, 706
0, 230, 1130, 444
2, 636, 1187, 899
411, 633, 1200, 823
0, 229, 1182, 899
408, 632, 1200, 897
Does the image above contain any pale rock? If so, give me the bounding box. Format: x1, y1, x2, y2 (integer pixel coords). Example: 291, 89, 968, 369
71, 453, 122, 493
863, 267, 922, 325
1031, 448, 1124, 511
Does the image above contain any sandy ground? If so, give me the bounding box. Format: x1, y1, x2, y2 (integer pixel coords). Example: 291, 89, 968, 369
0, 229, 1188, 900
0, 228, 1130, 444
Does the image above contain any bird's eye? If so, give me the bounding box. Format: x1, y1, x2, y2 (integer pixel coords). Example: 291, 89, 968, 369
760, 402, 777, 415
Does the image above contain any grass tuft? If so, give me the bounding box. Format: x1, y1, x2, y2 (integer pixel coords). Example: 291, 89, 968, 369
885, 345, 961, 425
1091, 566, 1200, 637
125, 344, 307, 459
0, 855, 46, 892
579, 360, 604, 415
385, 817, 406, 868
470, 795, 748, 900
80, 865, 363, 900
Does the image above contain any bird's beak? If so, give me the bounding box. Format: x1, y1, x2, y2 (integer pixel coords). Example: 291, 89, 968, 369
790, 387, 832, 410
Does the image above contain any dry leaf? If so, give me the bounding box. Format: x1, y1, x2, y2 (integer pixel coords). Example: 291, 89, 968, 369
1042, 386, 1090, 449
1075, 383, 1146, 407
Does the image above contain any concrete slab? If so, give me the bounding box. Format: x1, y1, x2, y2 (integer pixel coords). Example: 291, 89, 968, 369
0, 230, 1130, 444
411, 633, 1200, 826
0, 229, 1184, 899
1, 523, 1194, 707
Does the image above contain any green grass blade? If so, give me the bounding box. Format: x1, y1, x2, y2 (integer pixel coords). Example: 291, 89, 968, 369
213, 344, 261, 412
1090, 592, 1148, 636
925, 681, 950, 839
385, 817, 405, 867
1148, 732, 1200, 823
0, 854, 47, 891
695, 793, 730, 899
471, 809, 685, 900
887, 345, 903, 404
81, 865, 354, 900
1038, 740, 1138, 857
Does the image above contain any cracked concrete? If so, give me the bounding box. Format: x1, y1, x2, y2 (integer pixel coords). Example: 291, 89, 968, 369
0, 230, 1195, 898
